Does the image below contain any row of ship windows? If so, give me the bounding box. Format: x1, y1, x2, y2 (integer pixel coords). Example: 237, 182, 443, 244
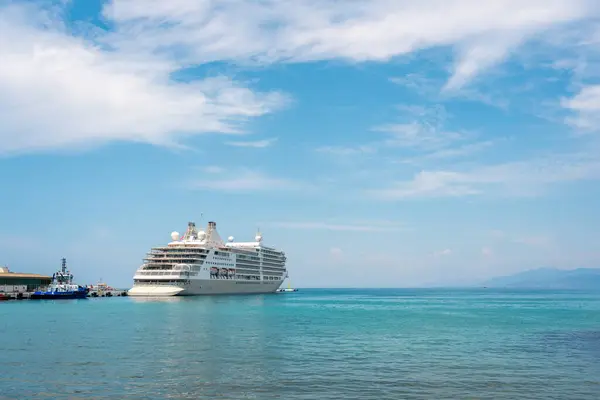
148, 252, 281, 259
148, 249, 285, 258
145, 261, 284, 268
206, 262, 234, 267
153, 248, 284, 255
137, 271, 283, 280
210, 276, 282, 280
262, 261, 284, 266
204, 268, 285, 273
141, 266, 283, 272
236, 269, 285, 273
149, 255, 282, 262
143, 265, 284, 272
152, 249, 208, 254
137, 271, 187, 276
148, 255, 207, 258
138, 270, 282, 277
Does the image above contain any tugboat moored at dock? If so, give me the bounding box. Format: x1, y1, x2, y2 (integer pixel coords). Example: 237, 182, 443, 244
30, 258, 88, 300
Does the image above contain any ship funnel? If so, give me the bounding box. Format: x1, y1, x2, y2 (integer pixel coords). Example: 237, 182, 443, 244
205, 221, 223, 245
182, 221, 198, 240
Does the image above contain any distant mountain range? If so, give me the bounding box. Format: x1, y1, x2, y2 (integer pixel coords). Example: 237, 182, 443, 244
483, 268, 600, 289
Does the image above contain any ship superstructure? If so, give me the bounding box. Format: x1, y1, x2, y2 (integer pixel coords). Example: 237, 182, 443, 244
128, 220, 288, 296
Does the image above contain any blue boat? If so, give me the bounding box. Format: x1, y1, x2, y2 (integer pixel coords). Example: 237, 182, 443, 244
30, 258, 88, 300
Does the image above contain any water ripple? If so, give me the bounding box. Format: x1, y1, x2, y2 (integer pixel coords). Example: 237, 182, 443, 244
1, 289, 599, 399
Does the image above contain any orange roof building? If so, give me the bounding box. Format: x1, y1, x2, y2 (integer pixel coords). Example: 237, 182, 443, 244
0, 266, 52, 293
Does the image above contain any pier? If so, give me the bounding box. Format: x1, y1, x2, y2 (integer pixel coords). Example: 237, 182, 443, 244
0, 262, 128, 301
1, 289, 128, 300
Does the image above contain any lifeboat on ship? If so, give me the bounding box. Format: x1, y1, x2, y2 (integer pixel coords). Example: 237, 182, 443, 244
210, 267, 218, 275
219, 268, 229, 277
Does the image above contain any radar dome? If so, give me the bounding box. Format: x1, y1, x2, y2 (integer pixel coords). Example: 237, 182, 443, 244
228, 236, 234, 242
171, 231, 180, 241
255, 235, 263, 242
198, 231, 207, 240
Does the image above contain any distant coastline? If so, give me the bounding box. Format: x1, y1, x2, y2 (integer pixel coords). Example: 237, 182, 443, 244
482, 267, 600, 290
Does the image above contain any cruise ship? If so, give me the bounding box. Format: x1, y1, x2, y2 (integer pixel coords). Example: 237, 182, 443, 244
128, 220, 288, 296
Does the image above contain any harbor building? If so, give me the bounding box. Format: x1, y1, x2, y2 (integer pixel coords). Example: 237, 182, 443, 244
0, 266, 51, 293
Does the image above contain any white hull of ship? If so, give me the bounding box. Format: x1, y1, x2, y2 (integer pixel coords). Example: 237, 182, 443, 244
128, 279, 284, 297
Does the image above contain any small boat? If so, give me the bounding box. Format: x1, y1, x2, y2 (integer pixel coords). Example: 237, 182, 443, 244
276, 280, 298, 293
0, 292, 10, 301
30, 258, 88, 300
276, 288, 298, 292
88, 281, 113, 296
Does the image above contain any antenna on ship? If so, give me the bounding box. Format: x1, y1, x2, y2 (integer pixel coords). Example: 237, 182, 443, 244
255, 227, 263, 243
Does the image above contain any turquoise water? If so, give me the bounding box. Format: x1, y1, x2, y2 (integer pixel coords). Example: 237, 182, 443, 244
1, 289, 600, 399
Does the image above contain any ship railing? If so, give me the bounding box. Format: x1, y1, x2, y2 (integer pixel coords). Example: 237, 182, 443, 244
135, 271, 191, 277
134, 280, 189, 286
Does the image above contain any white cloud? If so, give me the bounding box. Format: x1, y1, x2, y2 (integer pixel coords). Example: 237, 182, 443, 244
481, 247, 494, 257
225, 138, 278, 148
391, 71, 511, 109
562, 85, 600, 132
433, 248, 452, 257
328, 247, 344, 262
488, 230, 553, 247
513, 235, 552, 247
104, 0, 599, 89
376, 122, 466, 150
399, 140, 496, 164
201, 165, 225, 174
444, 36, 521, 91
488, 230, 506, 239
189, 168, 303, 192
269, 221, 405, 232
390, 74, 439, 96
315, 145, 377, 156
329, 247, 343, 255
0, 3, 287, 155
371, 153, 600, 199
372, 170, 480, 199
319, 104, 471, 160
3, 0, 599, 156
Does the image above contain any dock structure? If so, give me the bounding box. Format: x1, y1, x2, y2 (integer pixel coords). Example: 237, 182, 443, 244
1, 266, 128, 300
1, 292, 34, 300
2, 290, 128, 300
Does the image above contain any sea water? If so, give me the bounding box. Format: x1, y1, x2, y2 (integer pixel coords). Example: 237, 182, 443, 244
1, 288, 599, 399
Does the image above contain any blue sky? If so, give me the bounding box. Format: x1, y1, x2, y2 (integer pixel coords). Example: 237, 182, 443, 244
1, 0, 600, 288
